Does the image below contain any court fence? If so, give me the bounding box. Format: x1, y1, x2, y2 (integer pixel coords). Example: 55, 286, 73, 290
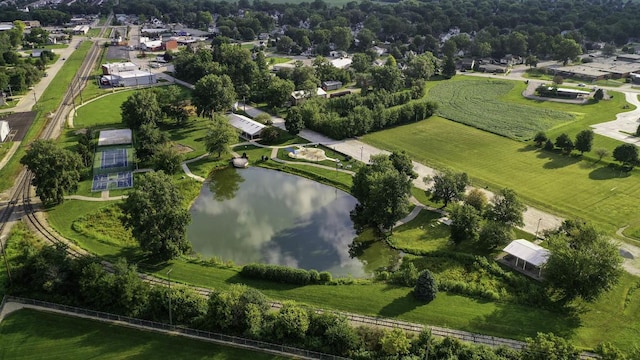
0, 296, 349, 360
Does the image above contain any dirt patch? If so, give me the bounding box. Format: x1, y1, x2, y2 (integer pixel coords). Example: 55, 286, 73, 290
287, 146, 329, 161
173, 143, 194, 154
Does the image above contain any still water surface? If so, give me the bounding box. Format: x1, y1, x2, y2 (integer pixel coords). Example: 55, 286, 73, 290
187, 167, 397, 277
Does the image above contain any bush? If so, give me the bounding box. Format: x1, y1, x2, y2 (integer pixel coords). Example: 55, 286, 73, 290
390, 261, 419, 287
413, 270, 438, 302
241, 264, 334, 285
319, 271, 332, 282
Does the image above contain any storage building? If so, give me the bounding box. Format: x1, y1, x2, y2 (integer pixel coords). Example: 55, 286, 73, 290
0, 121, 9, 142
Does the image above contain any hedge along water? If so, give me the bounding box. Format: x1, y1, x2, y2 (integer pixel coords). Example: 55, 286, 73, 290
187, 167, 399, 278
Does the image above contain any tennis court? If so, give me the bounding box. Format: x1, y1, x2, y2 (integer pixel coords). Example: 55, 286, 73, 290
91, 172, 133, 192
101, 148, 128, 169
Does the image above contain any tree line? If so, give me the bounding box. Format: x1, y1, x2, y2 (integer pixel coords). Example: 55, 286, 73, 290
5, 230, 631, 359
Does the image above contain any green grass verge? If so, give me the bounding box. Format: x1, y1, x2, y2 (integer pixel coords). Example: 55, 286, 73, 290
0, 41, 92, 192
87, 28, 101, 37
0, 309, 290, 360
267, 57, 291, 65
428, 78, 575, 140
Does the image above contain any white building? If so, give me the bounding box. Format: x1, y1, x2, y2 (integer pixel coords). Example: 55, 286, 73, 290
228, 113, 265, 140
72, 25, 90, 35
97, 129, 132, 147
330, 57, 352, 69
101, 62, 138, 75
0, 121, 9, 142
100, 70, 157, 87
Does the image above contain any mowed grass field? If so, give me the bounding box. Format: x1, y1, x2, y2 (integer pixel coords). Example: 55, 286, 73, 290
365, 77, 639, 233
0, 309, 291, 360
429, 79, 574, 140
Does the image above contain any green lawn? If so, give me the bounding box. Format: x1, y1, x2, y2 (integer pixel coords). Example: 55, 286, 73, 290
0, 41, 93, 192
267, 57, 291, 65
363, 86, 640, 234
428, 78, 574, 140
87, 28, 101, 37
0, 309, 290, 360
74, 90, 135, 128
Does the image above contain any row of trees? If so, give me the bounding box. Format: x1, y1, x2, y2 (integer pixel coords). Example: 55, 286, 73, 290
535, 130, 640, 170
7, 231, 630, 359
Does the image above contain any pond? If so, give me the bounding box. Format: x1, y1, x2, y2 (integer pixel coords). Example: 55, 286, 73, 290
187, 167, 399, 277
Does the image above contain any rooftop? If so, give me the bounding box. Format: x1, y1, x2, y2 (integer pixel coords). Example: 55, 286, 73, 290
98, 129, 132, 147
228, 113, 265, 137
503, 239, 550, 267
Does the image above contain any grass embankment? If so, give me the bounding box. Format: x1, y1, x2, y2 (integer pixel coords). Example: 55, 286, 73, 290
0, 41, 92, 192
0, 309, 291, 360
364, 78, 639, 233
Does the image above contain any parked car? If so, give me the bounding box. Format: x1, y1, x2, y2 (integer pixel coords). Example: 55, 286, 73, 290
578, 83, 586, 87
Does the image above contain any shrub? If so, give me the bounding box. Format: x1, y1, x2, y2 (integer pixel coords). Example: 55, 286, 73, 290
308, 269, 320, 283
543, 139, 555, 151
319, 271, 332, 283
390, 261, 419, 286
414, 270, 438, 302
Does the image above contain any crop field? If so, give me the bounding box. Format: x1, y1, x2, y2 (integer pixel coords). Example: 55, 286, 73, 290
428, 79, 575, 140
0, 309, 290, 359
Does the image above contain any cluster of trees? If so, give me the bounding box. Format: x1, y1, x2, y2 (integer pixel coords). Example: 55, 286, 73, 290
21, 140, 82, 205
544, 220, 623, 303
427, 169, 526, 249
120, 171, 191, 260
534, 129, 594, 155
535, 130, 640, 171
98, 0, 640, 53
9, 235, 631, 359
286, 90, 437, 140
0, 21, 47, 94
350, 152, 416, 235
240, 263, 332, 285
120, 87, 194, 173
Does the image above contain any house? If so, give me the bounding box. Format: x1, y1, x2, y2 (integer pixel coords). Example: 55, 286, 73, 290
72, 25, 90, 35
31, 49, 44, 58
228, 113, 265, 140
537, 86, 590, 99
330, 50, 347, 58
631, 73, 640, 85
477, 63, 508, 73
258, 32, 270, 40
0, 120, 9, 142
330, 57, 352, 69
322, 81, 342, 91
458, 58, 475, 71
372, 46, 386, 56
163, 39, 178, 51
501, 239, 550, 279
616, 54, 640, 63
23, 20, 40, 28
141, 40, 163, 51
290, 88, 327, 105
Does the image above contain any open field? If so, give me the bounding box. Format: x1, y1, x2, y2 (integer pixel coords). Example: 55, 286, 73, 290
74, 90, 134, 128
428, 79, 575, 140
0, 309, 291, 360
0, 41, 92, 192
363, 116, 640, 233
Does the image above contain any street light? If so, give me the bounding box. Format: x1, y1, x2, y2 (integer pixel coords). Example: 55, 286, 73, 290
167, 268, 173, 326
535, 218, 542, 238
360, 146, 364, 162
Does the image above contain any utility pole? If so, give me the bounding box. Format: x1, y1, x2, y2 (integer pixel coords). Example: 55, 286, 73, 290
167, 268, 173, 326
535, 218, 542, 238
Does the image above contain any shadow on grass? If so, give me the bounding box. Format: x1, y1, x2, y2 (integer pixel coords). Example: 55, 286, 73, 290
468, 302, 581, 340
589, 164, 632, 180
224, 273, 307, 290
517, 144, 538, 152
378, 291, 421, 318
541, 153, 581, 169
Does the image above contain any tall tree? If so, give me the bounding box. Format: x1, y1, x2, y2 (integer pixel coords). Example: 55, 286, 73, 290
449, 203, 481, 245
544, 222, 622, 303
574, 129, 594, 154
613, 143, 639, 170
152, 144, 183, 175
554, 133, 574, 154
120, 171, 192, 260
265, 76, 295, 109
285, 106, 306, 135
350, 154, 412, 235
135, 123, 169, 163
428, 169, 469, 207
204, 115, 238, 158
441, 56, 456, 79
193, 74, 237, 117
486, 188, 525, 227
553, 37, 582, 65
21, 140, 82, 205
120, 91, 162, 130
